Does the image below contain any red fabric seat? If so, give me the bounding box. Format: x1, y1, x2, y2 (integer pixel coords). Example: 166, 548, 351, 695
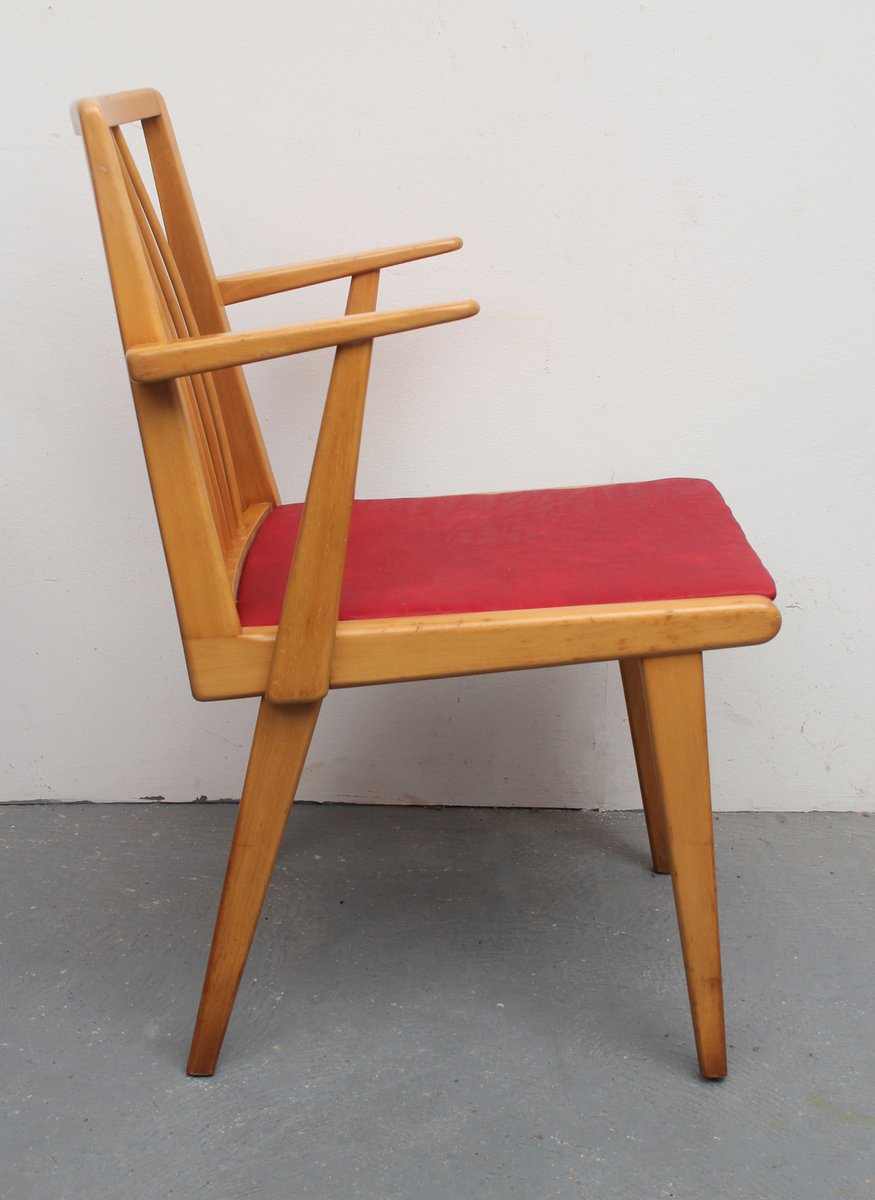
236, 477, 776, 627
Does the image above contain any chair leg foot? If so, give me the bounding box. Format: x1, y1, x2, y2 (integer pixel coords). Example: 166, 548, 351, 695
186, 698, 322, 1077
640, 653, 727, 1080
619, 657, 671, 874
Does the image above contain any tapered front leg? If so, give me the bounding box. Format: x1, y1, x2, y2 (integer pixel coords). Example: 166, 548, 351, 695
619, 657, 671, 874
640, 653, 726, 1079
187, 698, 322, 1076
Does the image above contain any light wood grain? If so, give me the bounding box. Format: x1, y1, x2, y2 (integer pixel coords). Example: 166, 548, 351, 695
79, 102, 240, 640
125, 300, 479, 382
620, 657, 671, 874
113, 127, 243, 542
267, 271, 380, 704
641, 653, 726, 1079
183, 596, 781, 700
187, 699, 321, 1076
141, 96, 281, 512
327, 596, 781, 690
225, 502, 273, 595
72, 89, 161, 134
218, 237, 463, 304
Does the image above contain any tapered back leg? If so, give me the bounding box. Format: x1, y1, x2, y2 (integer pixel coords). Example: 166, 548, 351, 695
619, 657, 671, 875
640, 653, 727, 1079
187, 699, 322, 1076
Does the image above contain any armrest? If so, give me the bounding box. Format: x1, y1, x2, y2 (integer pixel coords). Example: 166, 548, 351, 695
126, 299, 479, 383
217, 237, 463, 305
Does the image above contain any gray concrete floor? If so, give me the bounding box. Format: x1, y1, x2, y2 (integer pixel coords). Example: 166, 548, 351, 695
1, 804, 873, 1199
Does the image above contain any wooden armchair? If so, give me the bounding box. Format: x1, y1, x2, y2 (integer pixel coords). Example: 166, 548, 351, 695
74, 89, 780, 1079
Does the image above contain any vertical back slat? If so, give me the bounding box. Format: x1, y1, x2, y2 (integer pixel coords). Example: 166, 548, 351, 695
114, 140, 233, 551
141, 104, 280, 511
77, 97, 241, 639
113, 130, 244, 524
112, 129, 244, 546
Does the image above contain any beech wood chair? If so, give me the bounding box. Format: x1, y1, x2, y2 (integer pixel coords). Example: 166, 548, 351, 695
74, 89, 780, 1079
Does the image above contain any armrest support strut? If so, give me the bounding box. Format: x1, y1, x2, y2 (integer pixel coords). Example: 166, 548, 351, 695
267, 270, 381, 703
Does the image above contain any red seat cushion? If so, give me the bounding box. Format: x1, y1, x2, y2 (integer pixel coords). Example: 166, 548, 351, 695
236, 478, 776, 626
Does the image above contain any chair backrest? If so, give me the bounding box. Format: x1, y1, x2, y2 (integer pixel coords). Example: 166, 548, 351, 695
75, 90, 278, 641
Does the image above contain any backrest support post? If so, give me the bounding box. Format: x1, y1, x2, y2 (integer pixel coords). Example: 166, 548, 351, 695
77, 94, 254, 643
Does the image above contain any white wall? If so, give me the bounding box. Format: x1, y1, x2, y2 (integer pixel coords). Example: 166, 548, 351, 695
3, 2, 873, 810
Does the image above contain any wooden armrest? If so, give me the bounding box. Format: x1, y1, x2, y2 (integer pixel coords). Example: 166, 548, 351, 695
217, 237, 463, 305
126, 300, 479, 383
